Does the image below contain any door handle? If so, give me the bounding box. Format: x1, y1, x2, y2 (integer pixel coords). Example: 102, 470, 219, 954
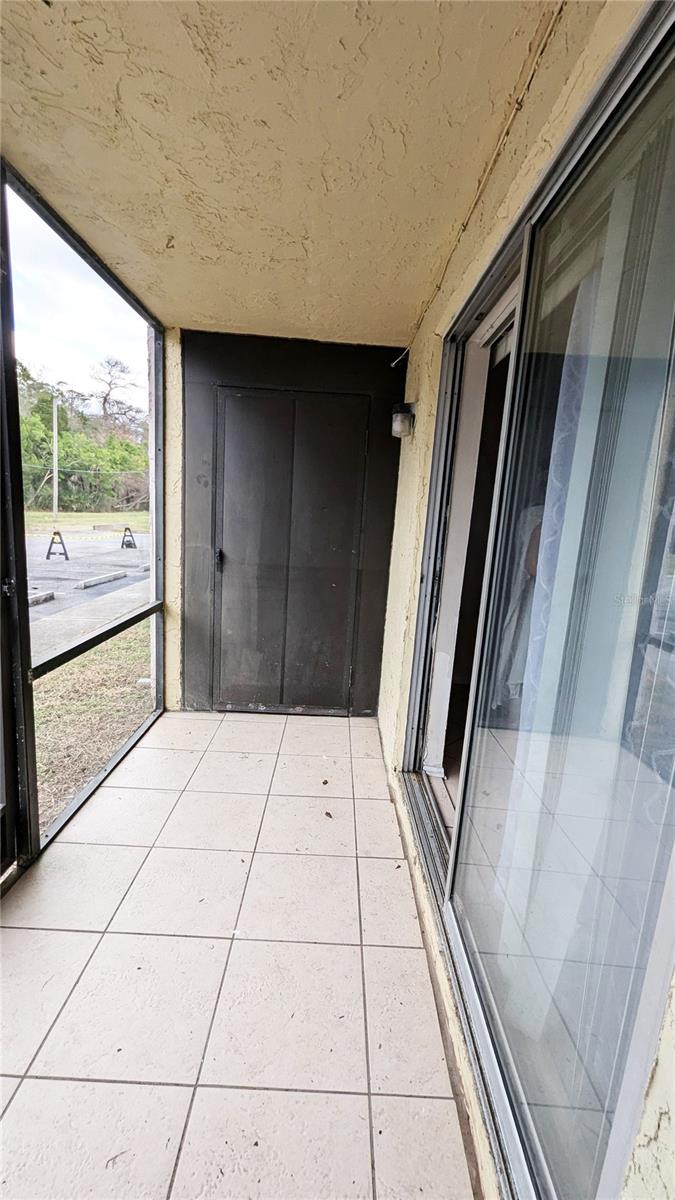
215, 548, 225, 571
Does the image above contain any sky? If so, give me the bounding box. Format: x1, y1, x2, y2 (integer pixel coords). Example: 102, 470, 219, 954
6, 187, 149, 413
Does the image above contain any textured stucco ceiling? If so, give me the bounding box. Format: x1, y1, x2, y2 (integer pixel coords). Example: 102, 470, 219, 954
2, 1, 559, 343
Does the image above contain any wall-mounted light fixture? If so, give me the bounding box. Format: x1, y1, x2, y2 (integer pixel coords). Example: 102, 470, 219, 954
392, 402, 415, 438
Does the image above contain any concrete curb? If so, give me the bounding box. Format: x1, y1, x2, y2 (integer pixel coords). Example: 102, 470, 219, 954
74, 570, 127, 590
28, 590, 55, 607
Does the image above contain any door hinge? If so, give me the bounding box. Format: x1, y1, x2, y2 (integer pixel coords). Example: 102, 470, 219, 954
1, 577, 16, 598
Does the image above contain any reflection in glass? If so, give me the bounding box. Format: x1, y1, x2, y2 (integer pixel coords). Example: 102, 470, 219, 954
34, 619, 156, 837
452, 66, 674, 1200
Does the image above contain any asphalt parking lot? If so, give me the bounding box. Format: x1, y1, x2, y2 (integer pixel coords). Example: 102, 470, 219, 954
25, 521, 152, 658
27, 526, 150, 611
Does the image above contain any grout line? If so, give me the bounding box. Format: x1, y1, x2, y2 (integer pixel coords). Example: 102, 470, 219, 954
2, 771, 197, 1121
11, 1074, 459, 1104
55, 841, 405, 861
164, 714, 288, 1199
350, 720, 378, 1200
0, 925, 426, 951
202, 718, 225, 754
89, 784, 390, 801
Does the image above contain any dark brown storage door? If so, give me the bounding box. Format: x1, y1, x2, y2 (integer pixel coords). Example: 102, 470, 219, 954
184, 333, 404, 714
214, 388, 293, 708
282, 393, 368, 709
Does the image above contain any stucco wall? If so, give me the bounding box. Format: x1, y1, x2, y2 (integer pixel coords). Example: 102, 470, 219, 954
622, 981, 675, 1200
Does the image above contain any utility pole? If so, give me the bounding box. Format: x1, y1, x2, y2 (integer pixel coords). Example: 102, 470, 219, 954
46, 390, 68, 560
52, 388, 58, 524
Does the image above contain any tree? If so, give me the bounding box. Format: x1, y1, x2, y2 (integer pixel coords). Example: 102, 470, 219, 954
91, 356, 145, 440
16, 359, 149, 513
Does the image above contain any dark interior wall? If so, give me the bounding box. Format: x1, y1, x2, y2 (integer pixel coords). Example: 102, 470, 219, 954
182, 331, 406, 713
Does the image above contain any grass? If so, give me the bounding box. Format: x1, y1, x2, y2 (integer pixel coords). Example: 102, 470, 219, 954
25, 509, 150, 534
34, 621, 154, 835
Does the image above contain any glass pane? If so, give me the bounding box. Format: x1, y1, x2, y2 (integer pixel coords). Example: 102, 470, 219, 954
6, 187, 154, 666
33, 618, 157, 837
451, 65, 674, 1200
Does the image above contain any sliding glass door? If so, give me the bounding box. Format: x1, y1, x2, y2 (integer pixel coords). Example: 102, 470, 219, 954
447, 60, 674, 1200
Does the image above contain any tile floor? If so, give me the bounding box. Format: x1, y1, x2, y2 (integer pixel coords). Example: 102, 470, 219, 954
0, 711, 474, 1200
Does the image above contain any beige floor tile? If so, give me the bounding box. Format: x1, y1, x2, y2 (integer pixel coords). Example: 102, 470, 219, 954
57, 787, 179, 847
222, 712, 286, 724
365, 946, 451, 1097
164, 710, 222, 720
271, 754, 353, 798
238, 853, 360, 943
356, 798, 402, 857
209, 720, 284, 754
257, 795, 355, 856
138, 717, 219, 752
157, 791, 265, 851
285, 715, 347, 727
33, 933, 225, 1084
172, 1087, 372, 1200
188, 752, 277, 794
0, 1078, 190, 1200
349, 725, 383, 759
373, 1096, 473, 1199
349, 717, 378, 727
203, 940, 367, 1090
0, 843, 146, 931
1, 928, 97, 1073
1, 1077, 21, 1112
353, 757, 389, 800
280, 722, 351, 757
110, 847, 250, 937
359, 859, 421, 947
105, 747, 202, 791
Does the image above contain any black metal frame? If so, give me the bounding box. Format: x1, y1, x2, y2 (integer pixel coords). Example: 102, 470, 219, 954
1, 164, 40, 870
0, 158, 166, 881
30, 600, 164, 681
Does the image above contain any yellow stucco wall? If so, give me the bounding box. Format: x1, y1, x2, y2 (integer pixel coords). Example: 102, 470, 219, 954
622, 981, 675, 1200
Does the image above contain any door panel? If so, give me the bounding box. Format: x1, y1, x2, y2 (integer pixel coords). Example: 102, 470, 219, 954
215, 389, 294, 708
215, 388, 369, 712
283, 394, 368, 709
